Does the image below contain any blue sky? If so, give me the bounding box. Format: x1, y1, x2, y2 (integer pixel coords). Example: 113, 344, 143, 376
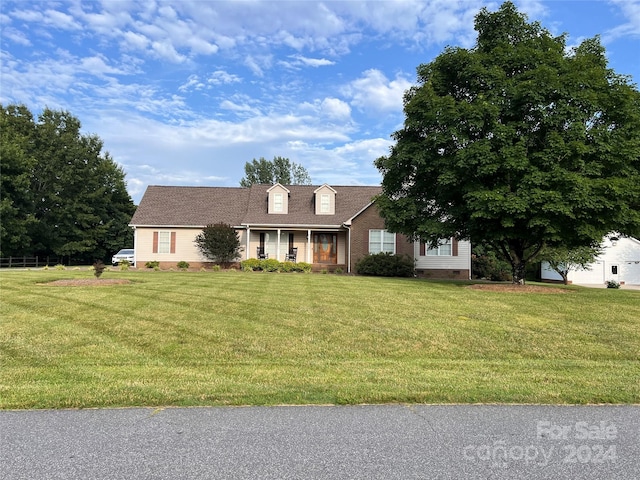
2, 1, 639, 204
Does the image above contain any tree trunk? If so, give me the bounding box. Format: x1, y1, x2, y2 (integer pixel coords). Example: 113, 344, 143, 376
511, 260, 526, 285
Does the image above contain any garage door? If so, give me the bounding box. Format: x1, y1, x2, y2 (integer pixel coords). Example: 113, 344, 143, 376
623, 261, 640, 285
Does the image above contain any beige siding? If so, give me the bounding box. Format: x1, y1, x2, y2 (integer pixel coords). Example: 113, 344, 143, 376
414, 240, 471, 271
135, 227, 247, 264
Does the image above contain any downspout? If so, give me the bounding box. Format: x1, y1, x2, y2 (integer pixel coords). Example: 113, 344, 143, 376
132, 226, 137, 267
244, 225, 251, 260
344, 224, 351, 273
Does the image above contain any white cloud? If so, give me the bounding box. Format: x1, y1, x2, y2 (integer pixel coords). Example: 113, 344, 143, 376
179, 74, 205, 92
320, 97, 351, 120
289, 54, 336, 68
2, 27, 31, 46
343, 69, 412, 113
605, 0, 640, 41
208, 70, 242, 85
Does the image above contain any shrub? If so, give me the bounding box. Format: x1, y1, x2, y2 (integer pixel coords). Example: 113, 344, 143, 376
119, 260, 130, 271
472, 252, 512, 281
241, 258, 262, 271
335, 267, 344, 274
93, 260, 106, 278
145, 261, 160, 269
280, 261, 296, 273
55, 264, 66, 271
177, 261, 190, 270
355, 253, 414, 277
294, 262, 312, 273
261, 258, 281, 272
212, 264, 221, 272
605, 280, 620, 289
194, 223, 242, 267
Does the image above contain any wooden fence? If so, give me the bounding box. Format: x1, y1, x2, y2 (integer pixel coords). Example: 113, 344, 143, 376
0, 256, 65, 268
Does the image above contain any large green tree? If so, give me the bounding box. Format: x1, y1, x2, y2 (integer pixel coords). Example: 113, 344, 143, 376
0, 104, 136, 262
375, 2, 640, 284
240, 156, 311, 187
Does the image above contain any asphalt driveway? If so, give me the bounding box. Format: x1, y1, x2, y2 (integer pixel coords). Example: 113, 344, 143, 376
1, 404, 638, 479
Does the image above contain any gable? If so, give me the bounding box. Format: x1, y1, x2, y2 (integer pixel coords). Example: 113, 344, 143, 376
267, 183, 290, 214
313, 184, 337, 215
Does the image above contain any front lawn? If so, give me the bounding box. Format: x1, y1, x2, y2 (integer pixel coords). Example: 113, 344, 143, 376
1, 269, 638, 408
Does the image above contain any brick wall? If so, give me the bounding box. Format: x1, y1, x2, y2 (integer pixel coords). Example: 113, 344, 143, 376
349, 204, 412, 273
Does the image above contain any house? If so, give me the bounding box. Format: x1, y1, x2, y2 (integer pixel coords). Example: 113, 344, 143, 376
541, 234, 640, 285
129, 183, 471, 277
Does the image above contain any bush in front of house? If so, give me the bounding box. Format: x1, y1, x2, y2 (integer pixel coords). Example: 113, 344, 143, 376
240, 259, 312, 273
261, 258, 281, 272
145, 261, 160, 269
355, 252, 414, 277
241, 258, 262, 271
177, 261, 190, 270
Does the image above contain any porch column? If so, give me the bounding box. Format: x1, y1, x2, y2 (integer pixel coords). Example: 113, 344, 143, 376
276, 228, 281, 261
245, 226, 251, 260
307, 229, 312, 264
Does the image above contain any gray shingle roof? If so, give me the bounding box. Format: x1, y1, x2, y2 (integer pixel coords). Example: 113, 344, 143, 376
130, 184, 381, 227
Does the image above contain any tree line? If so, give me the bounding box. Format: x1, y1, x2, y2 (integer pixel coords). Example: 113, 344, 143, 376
1, 104, 136, 264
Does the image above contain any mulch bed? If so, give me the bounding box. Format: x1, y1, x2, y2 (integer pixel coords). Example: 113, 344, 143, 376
40, 279, 132, 287
468, 284, 570, 294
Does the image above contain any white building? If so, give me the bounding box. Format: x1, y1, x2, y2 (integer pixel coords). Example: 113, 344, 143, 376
541, 235, 640, 285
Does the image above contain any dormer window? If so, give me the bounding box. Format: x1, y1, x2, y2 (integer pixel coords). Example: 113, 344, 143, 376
314, 184, 336, 215
267, 183, 290, 214
320, 194, 330, 213
274, 193, 283, 212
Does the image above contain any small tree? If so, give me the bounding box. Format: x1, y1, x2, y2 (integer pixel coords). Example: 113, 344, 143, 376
93, 260, 106, 278
541, 245, 601, 285
194, 223, 242, 267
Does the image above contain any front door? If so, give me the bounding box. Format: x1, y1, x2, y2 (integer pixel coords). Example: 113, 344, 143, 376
313, 233, 337, 264
609, 264, 620, 283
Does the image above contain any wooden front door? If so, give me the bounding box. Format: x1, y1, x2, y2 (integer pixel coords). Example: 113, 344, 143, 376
313, 233, 337, 263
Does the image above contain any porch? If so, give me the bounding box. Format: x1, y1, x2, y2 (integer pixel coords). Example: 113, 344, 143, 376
244, 227, 348, 268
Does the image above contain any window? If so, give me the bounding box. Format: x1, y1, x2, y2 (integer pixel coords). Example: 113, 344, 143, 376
274, 193, 283, 212
153, 231, 176, 254
427, 239, 452, 256
369, 229, 395, 254
158, 231, 172, 253
320, 194, 330, 213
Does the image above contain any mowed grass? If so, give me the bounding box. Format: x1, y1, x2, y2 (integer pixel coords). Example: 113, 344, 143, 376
1, 269, 639, 409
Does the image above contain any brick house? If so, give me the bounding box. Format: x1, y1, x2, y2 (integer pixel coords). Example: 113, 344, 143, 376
129, 183, 471, 277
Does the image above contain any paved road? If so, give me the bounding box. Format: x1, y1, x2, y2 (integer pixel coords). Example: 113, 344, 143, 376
1, 405, 638, 479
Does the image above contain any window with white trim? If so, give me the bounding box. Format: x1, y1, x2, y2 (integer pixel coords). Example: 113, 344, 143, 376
273, 193, 283, 212
320, 194, 330, 213
427, 238, 452, 256
369, 229, 396, 254
158, 231, 172, 254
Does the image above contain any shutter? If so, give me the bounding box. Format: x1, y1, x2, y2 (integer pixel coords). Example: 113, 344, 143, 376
452, 238, 458, 256
153, 232, 158, 253
419, 241, 425, 256
170, 232, 176, 254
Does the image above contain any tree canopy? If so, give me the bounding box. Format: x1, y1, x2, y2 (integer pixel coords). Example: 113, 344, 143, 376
374, 2, 640, 283
0, 104, 136, 263
240, 156, 311, 187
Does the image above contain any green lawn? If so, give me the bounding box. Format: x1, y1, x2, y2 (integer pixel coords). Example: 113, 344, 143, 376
1, 269, 639, 409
